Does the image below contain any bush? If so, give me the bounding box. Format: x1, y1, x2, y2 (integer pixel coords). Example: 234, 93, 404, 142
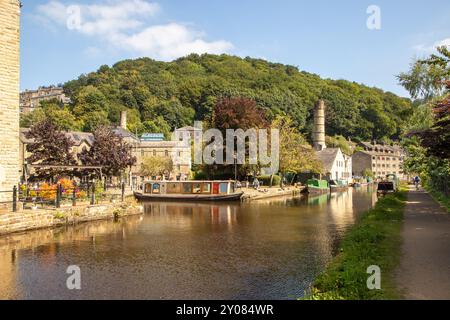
257, 175, 281, 186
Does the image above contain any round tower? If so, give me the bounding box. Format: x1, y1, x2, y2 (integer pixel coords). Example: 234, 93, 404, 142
313, 100, 327, 151
0, 0, 21, 202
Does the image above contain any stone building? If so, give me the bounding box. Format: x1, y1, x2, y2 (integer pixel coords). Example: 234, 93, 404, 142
19, 111, 191, 184
0, 0, 21, 200
352, 142, 406, 179
316, 148, 353, 183
20, 86, 71, 114
312, 100, 352, 183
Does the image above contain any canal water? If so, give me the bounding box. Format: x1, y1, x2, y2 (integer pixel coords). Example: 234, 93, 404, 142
0, 187, 376, 300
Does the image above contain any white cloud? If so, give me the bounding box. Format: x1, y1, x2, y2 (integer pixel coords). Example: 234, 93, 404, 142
414, 37, 450, 53
118, 23, 233, 60
34, 0, 233, 60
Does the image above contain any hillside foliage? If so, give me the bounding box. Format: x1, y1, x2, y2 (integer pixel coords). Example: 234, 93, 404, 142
22, 54, 412, 142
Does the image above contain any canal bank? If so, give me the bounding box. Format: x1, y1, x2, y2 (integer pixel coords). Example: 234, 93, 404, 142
0, 199, 143, 236
306, 190, 407, 300
241, 186, 305, 201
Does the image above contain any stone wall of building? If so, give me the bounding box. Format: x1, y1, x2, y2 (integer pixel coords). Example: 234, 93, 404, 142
352, 151, 372, 177
0, 0, 21, 202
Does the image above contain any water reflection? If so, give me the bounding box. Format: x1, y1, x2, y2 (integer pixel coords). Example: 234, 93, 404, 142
0, 188, 376, 300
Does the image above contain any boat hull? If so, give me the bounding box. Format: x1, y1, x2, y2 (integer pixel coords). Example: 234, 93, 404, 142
330, 186, 348, 192
306, 186, 330, 195
134, 192, 244, 202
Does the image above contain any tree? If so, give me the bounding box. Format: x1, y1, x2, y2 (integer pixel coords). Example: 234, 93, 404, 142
25, 119, 77, 180
212, 97, 268, 131
412, 81, 450, 159
140, 156, 174, 179
326, 135, 354, 156
79, 126, 136, 177
142, 116, 172, 138
271, 115, 323, 186
20, 99, 83, 131
398, 46, 450, 100
400, 48, 450, 196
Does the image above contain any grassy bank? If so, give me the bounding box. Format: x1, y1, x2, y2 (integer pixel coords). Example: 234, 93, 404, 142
425, 186, 450, 213
305, 191, 407, 300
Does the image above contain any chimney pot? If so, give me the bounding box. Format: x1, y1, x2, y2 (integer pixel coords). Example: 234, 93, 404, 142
120, 111, 127, 130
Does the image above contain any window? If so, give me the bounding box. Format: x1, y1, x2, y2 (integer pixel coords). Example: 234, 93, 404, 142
219, 183, 228, 194
167, 183, 181, 194
182, 183, 192, 194
152, 184, 161, 194
144, 183, 152, 194
153, 150, 157, 157
193, 183, 201, 194
165, 150, 169, 157
202, 183, 212, 194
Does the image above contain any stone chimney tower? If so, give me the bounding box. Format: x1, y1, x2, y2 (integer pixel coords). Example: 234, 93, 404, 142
313, 100, 327, 151
120, 111, 127, 130
0, 0, 21, 201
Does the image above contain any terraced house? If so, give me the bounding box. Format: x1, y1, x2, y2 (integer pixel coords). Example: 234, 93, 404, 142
352, 141, 406, 179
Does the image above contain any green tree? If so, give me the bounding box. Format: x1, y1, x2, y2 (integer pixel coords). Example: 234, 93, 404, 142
140, 156, 174, 178
20, 99, 83, 131
272, 115, 323, 186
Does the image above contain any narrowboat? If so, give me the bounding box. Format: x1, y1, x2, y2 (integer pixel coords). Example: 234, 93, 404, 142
305, 179, 330, 195
377, 174, 399, 195
134, 181, 244, 202
329, 179, 348, 192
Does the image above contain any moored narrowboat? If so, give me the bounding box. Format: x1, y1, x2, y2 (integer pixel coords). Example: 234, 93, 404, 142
305, 179, 330, 195
134, 181, 244, 202
329, 179, 348, 192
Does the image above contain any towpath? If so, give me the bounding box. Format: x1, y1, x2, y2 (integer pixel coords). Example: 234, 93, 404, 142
395, 186, 450, 299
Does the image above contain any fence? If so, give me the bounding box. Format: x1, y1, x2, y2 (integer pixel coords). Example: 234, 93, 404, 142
0, 182, 127, 212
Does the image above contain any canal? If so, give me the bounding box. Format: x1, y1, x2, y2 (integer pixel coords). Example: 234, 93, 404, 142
0, 187, 377, 300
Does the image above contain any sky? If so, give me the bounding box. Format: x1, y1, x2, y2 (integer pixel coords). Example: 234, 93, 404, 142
20, 0, 450, 97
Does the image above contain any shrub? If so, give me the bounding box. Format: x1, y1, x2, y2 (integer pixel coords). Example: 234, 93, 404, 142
257, 175, 281, 186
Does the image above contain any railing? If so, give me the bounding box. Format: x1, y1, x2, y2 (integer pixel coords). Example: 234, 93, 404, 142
0, 187, 17, 212
16, 182, 127, 211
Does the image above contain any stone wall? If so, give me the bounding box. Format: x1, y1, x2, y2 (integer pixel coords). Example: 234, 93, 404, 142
0, 203, 144, 236
352, 151, 372, 177
0, 0, 21, 201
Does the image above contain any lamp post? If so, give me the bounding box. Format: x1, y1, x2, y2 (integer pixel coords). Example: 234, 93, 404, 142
234, 152, 238, 190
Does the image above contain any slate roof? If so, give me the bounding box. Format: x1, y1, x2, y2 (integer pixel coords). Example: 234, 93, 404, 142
20, 128, 94, 146
316, 148, 340, 172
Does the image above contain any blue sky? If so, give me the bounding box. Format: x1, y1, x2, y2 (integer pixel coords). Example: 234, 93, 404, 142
21, 0, 450, 97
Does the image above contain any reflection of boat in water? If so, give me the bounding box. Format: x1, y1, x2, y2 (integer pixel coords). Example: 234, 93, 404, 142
307, 193, 330, 206
134, 181, 244, 202
304, 179, 330, 195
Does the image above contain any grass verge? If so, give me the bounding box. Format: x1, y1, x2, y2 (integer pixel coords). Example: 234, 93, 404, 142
304, 190, 407, 300
424, 186, 450, 213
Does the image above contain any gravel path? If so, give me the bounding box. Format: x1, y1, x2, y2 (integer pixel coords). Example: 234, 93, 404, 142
395, 187, 450, 300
